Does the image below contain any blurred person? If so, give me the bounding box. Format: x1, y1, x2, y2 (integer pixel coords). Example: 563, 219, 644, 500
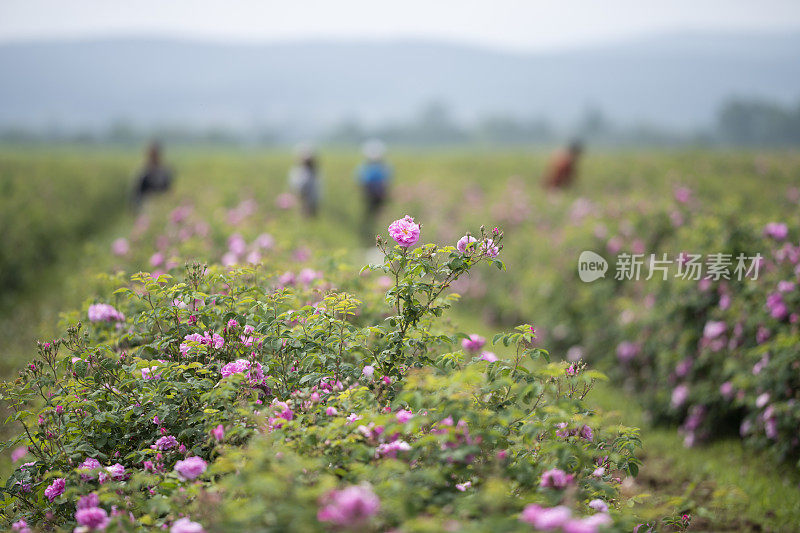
543, 140, 582, 190
132, 141, 174, 209
356, 140, 392, 240
288, 144, 320, 217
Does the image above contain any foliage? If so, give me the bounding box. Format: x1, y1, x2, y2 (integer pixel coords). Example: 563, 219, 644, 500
0, 219, 643, 532
0, 150, 132, 296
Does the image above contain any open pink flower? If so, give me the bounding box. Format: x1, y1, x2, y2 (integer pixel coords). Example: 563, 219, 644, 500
520, 504, 572, 529
388, 216, 420, 247
44, 478, 65, 501
395, 409, 414, 423
174, 456, 207, 481
764, 222, 788, 240
461, 334, 486, 353
317, 483, 380, 527
87, 304, 125, 323
171, 517, 204, 533
456, 234, 477, 253
539, 468, 574, 489
480, 351, 498, 362
75, 506, 109, 531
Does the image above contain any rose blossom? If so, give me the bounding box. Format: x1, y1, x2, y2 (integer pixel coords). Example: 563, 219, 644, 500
588, 499, 609, 513
171, 517, 205, 533
387, 215, 420, 247
317, 483, 380, 527
539, 468, 574, 489
44, 478, 65, 501
395, 409, 414, 423
480, 351, 498, 362
174, 456, 207, 481
456, 234, 477, 253
461, 334, 486, 353
764, 222, 788, 240
362, 365, 375, 379
153, 435, 179, 451
75, 506, 109, 531
87, 303, 125, 323
519, 504, 572, 529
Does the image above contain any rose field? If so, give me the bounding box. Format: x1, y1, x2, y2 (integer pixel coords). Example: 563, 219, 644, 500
1, 147, 800, 532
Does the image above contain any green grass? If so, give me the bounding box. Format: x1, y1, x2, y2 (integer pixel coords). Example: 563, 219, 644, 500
592, 383, 800, 532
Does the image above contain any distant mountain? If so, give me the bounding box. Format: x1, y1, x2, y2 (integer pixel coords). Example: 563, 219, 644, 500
0, 32, 798, 134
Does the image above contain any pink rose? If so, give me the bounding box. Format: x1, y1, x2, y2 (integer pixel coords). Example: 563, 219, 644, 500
387, 216, 420, 247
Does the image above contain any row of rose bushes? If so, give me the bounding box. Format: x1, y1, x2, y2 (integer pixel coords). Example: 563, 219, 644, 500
0, 151, 132, 295
608, 216, 800, 462
492, 181, 800, 468
1, 211, 652, 532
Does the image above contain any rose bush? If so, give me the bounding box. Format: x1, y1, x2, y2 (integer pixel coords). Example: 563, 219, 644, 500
0, 211, 646, 531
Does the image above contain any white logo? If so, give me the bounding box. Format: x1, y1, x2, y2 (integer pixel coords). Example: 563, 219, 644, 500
578, 251, 608, 282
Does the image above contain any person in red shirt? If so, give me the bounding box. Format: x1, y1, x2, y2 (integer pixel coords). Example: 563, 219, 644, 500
543, 140, 583, 190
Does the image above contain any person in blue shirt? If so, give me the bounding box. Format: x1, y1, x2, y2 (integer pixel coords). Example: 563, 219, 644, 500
356, 140, 392, 238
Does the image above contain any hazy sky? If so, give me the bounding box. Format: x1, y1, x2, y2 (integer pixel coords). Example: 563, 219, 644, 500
2, 0, 800, 51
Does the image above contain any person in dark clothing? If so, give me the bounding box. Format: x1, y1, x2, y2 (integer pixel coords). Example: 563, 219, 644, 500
543, 140, 583, 190
132, 142, 174, 209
